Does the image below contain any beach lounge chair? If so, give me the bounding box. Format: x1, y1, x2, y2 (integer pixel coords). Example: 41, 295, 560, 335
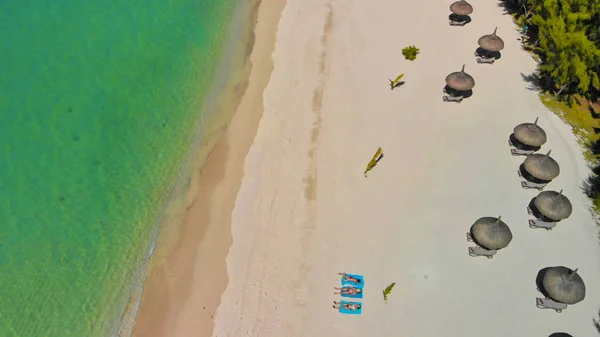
476, 56, 495, 64
443, 95, 463, 103
521, 180, 547, 191
527, 206, 534, 215
529, 219, 556, 230
468, 246, 497, 259
517, 169, 523, 178
511, 147, 535, 156
449, 20, 467, 26
466, 232, 473, 242
536, 297, 567, 313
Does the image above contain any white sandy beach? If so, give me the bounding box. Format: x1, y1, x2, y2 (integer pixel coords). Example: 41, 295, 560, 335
210, 0, 600, 336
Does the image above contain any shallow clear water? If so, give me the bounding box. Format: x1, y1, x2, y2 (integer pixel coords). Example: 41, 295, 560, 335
0, 0, 235, 335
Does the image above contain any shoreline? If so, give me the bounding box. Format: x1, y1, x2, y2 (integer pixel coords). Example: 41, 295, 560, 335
115, 1, 259, 334
129, 0, 287, 336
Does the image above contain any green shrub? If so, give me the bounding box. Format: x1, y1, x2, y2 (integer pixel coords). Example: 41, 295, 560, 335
402, 45, 420, 61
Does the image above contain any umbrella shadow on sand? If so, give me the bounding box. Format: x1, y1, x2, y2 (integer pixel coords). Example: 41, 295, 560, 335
449, 13, 472, 23
593, 309, 600, 333
535, 267, 552, 299
475, 47, 501, 60
508, 133, 541, 151
443, 85, 473, 98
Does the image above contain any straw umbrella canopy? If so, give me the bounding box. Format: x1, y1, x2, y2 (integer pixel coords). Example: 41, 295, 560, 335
445, 65, 475, 91
523, 150, 560, 181
477, 27, 505, 51
513, 117, 547, 147
542, 267, 586, 304
450, 0, 473, 15
470, 216, 513, 250
534, 189, 573, 221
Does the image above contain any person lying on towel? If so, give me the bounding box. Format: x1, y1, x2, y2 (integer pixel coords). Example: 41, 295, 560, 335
333, 301, 361, 311
334, 286, 362, 296
338, 272, 362, 285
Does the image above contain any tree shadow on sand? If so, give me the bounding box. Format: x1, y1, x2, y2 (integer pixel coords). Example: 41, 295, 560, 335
581, 163, 600, 241
520, 72, 542, 91
520, 42, 536, 52
594, 309, 600, 334
581, 129, 600, 200
581, 165, 600, 200
497, 0, 531, 16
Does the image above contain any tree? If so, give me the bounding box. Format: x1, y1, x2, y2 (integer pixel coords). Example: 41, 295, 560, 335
530, 0, 600, 95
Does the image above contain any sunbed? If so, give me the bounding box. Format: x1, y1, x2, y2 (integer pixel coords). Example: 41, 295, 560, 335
468, 246, 497, 259
536, 297, 567, 313
476, 56, 495, 64
443, 95, 463, 103
449, 20, 467, 26
511, 147, 535, 156
466, 232, 473, 242
521, 180, 547, 190
529, 219, 556, 230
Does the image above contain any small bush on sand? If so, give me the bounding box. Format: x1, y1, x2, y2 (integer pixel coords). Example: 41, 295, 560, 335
402, 46, 420, 61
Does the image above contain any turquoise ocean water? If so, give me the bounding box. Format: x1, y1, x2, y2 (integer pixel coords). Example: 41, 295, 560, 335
0, 0, 237, 335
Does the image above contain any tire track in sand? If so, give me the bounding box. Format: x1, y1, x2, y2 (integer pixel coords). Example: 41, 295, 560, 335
294, 0, 333, 311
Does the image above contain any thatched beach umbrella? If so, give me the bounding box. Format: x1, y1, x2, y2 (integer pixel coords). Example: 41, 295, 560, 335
450, 0, 473, 15
523, 150, 560, 181
534, 189, 573, 221
445, 65, 475, 91
513, 117, 547, 147
477, 27, 505, 51
470, 216, 513, 250
542, 267, 586, 304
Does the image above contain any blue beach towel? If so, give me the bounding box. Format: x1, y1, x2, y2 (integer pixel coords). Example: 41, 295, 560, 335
341, 274, 364, 288
339, 301, 362, 315
340, 287, 363, 299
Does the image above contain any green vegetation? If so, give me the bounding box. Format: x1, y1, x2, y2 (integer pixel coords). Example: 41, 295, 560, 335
504, 0, 600, 96
401, 46, 420, 61
383, 282, 395, 302
502, 0, 600, 215
540, 95, 599, 150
